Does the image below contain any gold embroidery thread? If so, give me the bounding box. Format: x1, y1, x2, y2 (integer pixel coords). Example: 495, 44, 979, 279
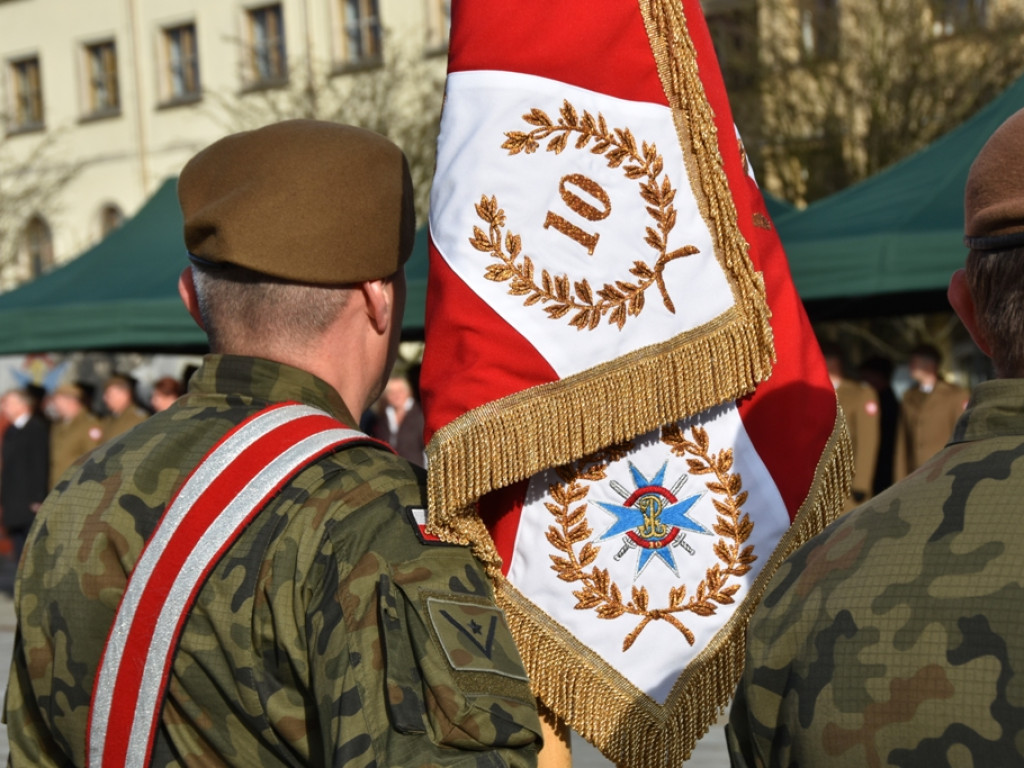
470, 99, 699, 331
546, 425, 757, 651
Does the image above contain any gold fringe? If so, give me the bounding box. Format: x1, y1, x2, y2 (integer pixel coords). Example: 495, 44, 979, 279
639, 0, 772, 379
426, 0, 777, 544
427, 304, 774, 571
494, 405, 853, 767
422, 0, 848, 762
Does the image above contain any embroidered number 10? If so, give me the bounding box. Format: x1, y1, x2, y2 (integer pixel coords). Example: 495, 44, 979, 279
543, 173, 612, 255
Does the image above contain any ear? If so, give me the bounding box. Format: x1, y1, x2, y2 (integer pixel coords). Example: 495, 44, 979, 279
177, 267, 206, 330
360, 278, 393, 336
948, 268, 991, 357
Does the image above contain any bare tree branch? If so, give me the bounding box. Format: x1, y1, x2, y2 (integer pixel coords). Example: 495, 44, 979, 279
204, 35, 444, 225
0, 120, 81, 285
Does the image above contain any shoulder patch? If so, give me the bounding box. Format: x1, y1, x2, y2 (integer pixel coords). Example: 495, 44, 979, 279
426, 597, 529, 681
405, 506, 450, 545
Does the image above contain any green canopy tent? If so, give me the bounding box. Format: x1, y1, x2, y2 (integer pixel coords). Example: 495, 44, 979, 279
763, 192, 795, 223
0, 178, 431, 355
776, 73, 1024, 320
4, 71, 1020, 355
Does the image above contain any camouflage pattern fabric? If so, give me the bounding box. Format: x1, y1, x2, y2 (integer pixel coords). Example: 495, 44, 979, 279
727, 378, 1024, 767
5, 354, 542, 767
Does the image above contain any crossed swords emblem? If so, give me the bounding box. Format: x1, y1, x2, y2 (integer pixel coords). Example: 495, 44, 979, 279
595, 462, 711, 577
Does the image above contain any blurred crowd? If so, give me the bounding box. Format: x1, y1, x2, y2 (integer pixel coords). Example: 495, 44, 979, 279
0, 372, 188, 594
0, 337, 966, 603
820, 340, 970, 512
0, 361, 429, 594
0, 340, 963, 589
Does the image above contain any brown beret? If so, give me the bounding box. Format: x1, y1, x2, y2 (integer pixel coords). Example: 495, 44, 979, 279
54, 383, 84, 400
178, 120, 415, 284
965, 107, 1024, 251
104, 374, 135, 390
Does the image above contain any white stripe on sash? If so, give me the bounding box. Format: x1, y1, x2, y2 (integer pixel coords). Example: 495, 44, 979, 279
88, 403, 379, 768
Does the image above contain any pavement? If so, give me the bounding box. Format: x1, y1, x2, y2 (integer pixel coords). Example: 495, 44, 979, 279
0, 589, 729, 766
571, 716, 731, 767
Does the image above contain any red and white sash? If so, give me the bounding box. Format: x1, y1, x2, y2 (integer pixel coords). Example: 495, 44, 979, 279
87, 402, 389, 768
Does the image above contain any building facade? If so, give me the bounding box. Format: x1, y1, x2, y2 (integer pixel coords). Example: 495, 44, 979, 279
0, 0, 448, 290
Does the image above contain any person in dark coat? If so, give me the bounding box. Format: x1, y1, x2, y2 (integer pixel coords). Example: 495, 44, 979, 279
371, 373, 426, 466
0, 388, 50, 569
859, 355, 900, 495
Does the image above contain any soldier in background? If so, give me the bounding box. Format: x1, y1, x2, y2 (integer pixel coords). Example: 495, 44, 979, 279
821, 342, 880, 510
48, 382, 103, 490
6, 120, 540, 767
149, 375, 184, 413
858, 355, 899, 495
893, 343, 969, 480
727, 106, 1024, 766
371, 372, 426, 467
99, 373, 149, 442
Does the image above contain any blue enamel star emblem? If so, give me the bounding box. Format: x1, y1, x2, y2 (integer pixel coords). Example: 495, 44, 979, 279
595, 462, 709, 576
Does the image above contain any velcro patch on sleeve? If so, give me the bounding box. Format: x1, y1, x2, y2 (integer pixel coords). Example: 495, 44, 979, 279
426, 597, 529, 681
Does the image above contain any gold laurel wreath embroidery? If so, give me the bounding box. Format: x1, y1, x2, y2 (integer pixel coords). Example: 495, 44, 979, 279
546, 426, 757, 651
469, 100, 698, 331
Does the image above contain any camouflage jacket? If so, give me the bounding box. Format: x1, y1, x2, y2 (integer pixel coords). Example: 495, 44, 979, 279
5, 355, 541, 767
727, 378, 1024, 767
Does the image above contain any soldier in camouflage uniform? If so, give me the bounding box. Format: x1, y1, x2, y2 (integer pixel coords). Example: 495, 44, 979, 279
98, 373, 150, 443
5, 120, 542, 767
48, 382, 103, 490
727, 108, 1024, 767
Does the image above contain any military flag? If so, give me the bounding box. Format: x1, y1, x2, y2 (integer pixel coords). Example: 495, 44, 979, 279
419, 1, 852, 764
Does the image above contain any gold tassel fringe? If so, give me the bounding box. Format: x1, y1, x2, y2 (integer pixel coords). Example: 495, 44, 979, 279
427, 304, 774, 570
426, 0, 778, 543
495, 405, 853, 767
422, 1, 852, 764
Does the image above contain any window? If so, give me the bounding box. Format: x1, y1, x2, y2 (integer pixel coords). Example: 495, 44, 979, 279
163, 23, 200, 102
424, 0, 450, 53
341, 0, 382, 66
800, 0, 839, 61
9, 56, 44, 131
100, 203, 124, 237
23, 216, 53, 278
932, 0, 988, 35
84, 40, 119, 116
246, 4, 287, 85
705, 9, 759, 91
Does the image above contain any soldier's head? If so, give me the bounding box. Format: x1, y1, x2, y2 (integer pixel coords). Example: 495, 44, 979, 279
176, 119, 414, 415
383, 375, 414, 411
149, 376, 183, 413
103, 375, 136, 416
52, 383, 87, 421
1, 388, 35, 423
951, 107, 1024, 378
907, 343, 942, 386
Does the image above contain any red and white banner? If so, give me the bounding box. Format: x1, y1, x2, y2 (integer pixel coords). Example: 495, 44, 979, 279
420, 1, 851, 764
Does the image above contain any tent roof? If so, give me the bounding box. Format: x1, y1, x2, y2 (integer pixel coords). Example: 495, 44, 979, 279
0, 178, 430, 355
3, 74, 1020, 354
777, 73, 1024, 316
